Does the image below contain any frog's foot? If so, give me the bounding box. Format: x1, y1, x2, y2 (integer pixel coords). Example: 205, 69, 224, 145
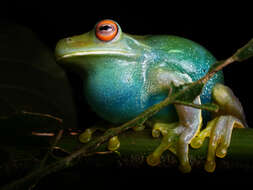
79, 127, 120, 151
147, 122, 195, 173
108, 123, 146, 151
79, 128, 99, 143
191, 115, 244, 172
108, 124, 146, 151
108, 136, 120, 151
79, 124, 108, 143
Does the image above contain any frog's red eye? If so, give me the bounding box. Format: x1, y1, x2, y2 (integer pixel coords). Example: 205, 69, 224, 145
95, 20, 118, 42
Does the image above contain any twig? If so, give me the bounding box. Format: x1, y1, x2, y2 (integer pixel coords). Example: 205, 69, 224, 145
173, 100, 219, 112
31, 132, 55, 136
28, 129, 64, 190
40, 129, 64, 168
200, 57, 235, 84
21, 111, 63, 124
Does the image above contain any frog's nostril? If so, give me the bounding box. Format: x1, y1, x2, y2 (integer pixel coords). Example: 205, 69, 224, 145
66, 38, 73, 43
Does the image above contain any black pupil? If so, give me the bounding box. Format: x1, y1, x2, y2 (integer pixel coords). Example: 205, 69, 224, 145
99, 25, 113, 32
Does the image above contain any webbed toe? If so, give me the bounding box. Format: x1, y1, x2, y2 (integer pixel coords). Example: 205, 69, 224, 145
147, 122, 195, 173
191, 115, 244, 172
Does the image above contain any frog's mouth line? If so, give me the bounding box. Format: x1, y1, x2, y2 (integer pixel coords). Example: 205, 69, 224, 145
56, 50, 137, 61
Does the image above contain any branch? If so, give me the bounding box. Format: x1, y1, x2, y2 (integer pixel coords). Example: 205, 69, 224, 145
173, 101, 219, 112
3, 128, 253, 190
28, 129, 64, 190
64, 128, 253, 169
21, 111, 63, 124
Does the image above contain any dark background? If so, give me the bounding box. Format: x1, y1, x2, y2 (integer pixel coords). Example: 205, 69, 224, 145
1, 1, 253, 188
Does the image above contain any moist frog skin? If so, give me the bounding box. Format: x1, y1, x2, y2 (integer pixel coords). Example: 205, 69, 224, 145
55, 19, 247, 173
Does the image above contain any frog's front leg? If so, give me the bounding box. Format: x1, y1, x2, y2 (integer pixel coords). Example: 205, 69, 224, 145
175, 97, 202, 172
147, 96, 202, 173
146, 69, 202, 173
191, 83, 247, 172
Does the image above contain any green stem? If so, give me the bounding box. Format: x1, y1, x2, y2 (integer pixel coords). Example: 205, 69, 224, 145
173, 100, 219, 112
2, 128, 253, 190
83, 128, 253, 169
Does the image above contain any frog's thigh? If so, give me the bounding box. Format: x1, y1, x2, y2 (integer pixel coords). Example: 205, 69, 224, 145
212, 83, 247, 124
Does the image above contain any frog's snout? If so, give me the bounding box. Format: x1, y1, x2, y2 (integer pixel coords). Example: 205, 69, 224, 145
55, 38, 72, 61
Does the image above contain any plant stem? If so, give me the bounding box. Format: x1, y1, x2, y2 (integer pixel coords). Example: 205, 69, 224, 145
21, 111, 63, 124
201, 57, 235, 84
79, 128, 253, 169
2, 127, 253, 190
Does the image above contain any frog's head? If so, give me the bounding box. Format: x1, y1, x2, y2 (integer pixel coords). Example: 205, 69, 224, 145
55, 19, 151, 74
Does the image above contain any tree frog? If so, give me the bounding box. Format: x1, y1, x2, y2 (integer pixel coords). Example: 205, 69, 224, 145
55, 19, 247, 173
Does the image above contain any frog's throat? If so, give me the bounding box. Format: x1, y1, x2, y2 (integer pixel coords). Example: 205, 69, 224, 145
56, 50, 138, 61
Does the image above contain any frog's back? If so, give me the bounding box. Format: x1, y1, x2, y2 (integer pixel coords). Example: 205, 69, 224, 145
144, 35, 224, 104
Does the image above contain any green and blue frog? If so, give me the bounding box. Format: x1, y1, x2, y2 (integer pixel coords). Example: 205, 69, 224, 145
55, 19, 247, 173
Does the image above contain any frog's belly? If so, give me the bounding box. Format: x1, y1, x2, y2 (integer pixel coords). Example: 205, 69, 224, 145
86, 91, 180, 125
85, 86, 176, 124
84, 79, 145, 124
84, 72, 177, 124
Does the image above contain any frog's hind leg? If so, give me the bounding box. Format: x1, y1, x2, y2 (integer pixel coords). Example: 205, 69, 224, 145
191, 116, 244, 172
191, 83, 247, 172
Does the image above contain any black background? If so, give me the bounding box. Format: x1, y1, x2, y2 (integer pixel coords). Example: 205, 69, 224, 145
1, 1, 253, 188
